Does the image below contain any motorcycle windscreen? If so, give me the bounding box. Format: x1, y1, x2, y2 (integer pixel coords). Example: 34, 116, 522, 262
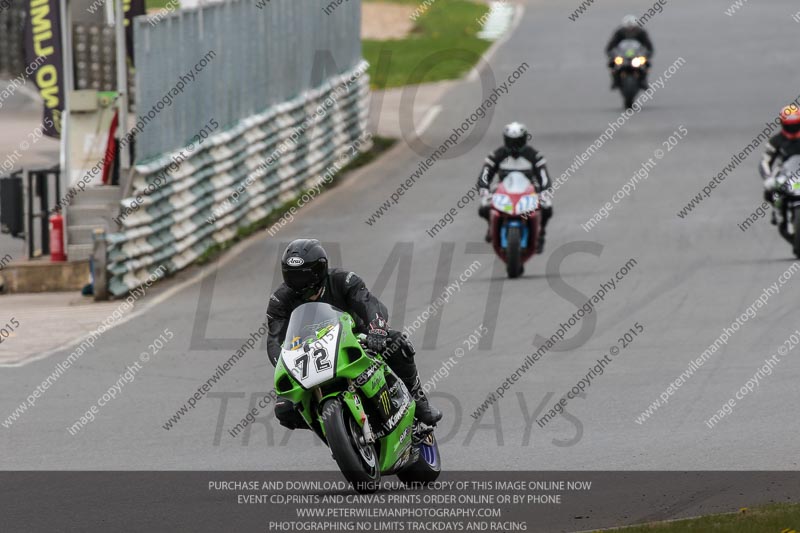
617, 38, 645, 57
501, 171, 533, 193
280, 302, 343, 388
500, 171, 539, 215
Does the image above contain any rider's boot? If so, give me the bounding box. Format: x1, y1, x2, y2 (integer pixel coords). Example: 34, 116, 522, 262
275, 398, 309, 430
538, 205, 552, 254
385, 332, 443, 426
408, 376, 442, 426
479, 205, 492, 243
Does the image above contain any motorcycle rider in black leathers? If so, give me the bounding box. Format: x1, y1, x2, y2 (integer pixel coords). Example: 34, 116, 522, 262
268, 239, 442, 430
605, 15, 654, 90
760, 105, 800, 224
477, 122, 553, 252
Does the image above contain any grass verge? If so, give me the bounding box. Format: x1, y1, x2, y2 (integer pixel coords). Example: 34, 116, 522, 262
145, 0, 175, 10
596, 503, 800, 532
362, 0, 491, 89
195, 136, 396, 265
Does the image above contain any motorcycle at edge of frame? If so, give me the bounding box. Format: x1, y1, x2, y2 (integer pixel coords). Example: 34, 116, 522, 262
769, 155, 800, 259
274, 302, 442, 493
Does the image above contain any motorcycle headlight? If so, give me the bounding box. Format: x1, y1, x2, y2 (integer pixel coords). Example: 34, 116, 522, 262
515, 194, 539, 215
614, 56, 623, 66
492, 194, 513, 213
631, 57, 646, 68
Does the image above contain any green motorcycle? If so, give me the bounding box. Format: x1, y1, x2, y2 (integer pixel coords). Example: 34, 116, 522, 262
274, 302, 442, 493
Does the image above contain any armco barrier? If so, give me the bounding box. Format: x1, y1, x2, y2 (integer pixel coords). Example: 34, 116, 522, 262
102, 62, 369, 297
131, 0, 362, 161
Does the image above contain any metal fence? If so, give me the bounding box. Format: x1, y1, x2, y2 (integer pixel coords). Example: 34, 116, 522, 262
132, 0, 362, 162
100, 0, 368, 297
0, 5, 26, 79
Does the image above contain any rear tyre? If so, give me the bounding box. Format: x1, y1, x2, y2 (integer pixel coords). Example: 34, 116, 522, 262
506, 226, 522, 278
621, 75, 639, 109
793, 206, 800, 259
321, 398, 380, 493
397, 433, 442, 486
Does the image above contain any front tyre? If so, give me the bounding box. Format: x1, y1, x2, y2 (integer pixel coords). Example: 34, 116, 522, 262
397, 433, 442, 486
621, 75, 639, 109
793, 206, 800, 259
321, 398, 380, 493
506, 225, 522, 278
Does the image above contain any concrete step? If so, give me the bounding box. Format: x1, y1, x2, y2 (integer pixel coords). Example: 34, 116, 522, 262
0, 259, 90, 293
68, 185, 122, 207
68, 225, 104, 246
67, 204, 113, 227
67, 243, 94, 262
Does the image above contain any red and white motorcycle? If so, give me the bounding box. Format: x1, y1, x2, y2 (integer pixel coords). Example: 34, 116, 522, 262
486, 171, 541, 278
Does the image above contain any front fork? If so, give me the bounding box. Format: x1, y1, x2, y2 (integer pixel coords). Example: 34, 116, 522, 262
775, 196, 793, 234
340, 387, 376, 446
499, 219, 530, 248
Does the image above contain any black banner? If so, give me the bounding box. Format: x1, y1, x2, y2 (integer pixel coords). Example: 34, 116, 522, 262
23, 0, 64, 138
2, 471, 800, 532
123, 0, 146, 65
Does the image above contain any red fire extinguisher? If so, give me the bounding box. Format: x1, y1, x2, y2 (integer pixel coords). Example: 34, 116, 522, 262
50, 213, 67, 262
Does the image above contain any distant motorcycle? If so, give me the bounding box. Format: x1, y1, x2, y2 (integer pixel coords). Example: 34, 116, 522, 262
609, 39, 650, 109
487, 171, 541, 278
769, 155, 800, 258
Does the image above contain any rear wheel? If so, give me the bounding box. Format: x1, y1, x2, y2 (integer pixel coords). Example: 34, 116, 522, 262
397, 433, 442, 486
506, 226, 522, 278
621, 75, 639, 109
793, 206, 800, 259
321, 398, 380, 493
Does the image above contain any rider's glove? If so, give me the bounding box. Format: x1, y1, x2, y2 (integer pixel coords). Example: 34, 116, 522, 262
479, 188, 491, 207
365, 317, 388, 352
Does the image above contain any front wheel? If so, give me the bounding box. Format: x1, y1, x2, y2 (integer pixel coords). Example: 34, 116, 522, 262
397, 433, 442, 486
793, 206, 800, 259
621, 75, 639, 109
506, 226, 522, 278
321, 398, 380, 493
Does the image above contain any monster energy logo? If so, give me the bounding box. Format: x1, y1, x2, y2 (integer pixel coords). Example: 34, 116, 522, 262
384, 397, 410, 430
379, 390, 391, 416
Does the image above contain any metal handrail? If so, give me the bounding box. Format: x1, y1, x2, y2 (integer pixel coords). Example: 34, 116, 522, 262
25, 167, 61, 259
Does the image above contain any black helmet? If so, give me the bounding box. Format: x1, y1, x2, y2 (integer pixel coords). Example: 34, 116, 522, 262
503, 122, 529, 156
281, 239, 328, 299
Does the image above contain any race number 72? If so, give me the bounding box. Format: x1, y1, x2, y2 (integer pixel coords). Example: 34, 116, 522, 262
294, 342, 331, 378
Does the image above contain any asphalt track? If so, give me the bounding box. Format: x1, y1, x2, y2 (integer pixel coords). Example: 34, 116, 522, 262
2, 0, 799, 530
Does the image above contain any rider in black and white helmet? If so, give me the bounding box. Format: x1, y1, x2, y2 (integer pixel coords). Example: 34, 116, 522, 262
477, 122, 553, 251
